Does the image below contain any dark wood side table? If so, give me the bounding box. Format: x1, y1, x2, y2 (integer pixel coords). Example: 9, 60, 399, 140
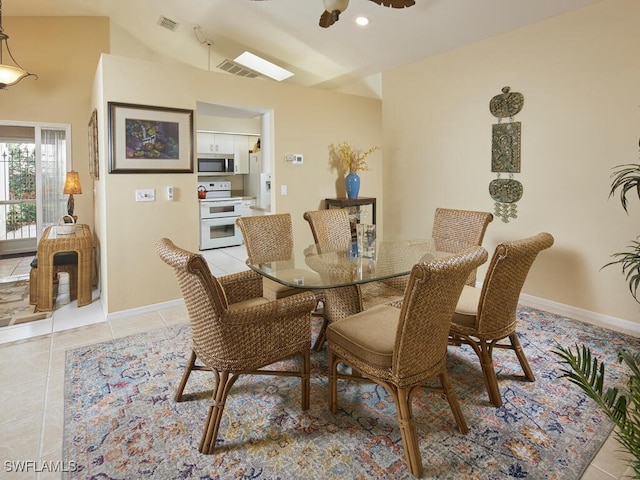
325, 197, 376, 239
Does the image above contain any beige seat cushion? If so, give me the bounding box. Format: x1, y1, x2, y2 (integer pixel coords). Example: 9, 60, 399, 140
228, 296, 270, 310
452, 285, 480, 328
327, 304, 400, 369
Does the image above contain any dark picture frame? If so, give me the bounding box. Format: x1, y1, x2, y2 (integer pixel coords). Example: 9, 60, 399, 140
108, 102, 194, 174
88, 108, 99, 180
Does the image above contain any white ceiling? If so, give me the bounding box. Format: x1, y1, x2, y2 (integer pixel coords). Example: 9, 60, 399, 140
6, 0, 602, 98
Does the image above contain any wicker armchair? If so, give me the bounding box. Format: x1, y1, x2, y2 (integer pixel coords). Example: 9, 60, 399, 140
432, 208, 494, 286
449, 232, 554, 407
155, 238, 317, 454
327, 246, 488, 477
303, 208, 404, 349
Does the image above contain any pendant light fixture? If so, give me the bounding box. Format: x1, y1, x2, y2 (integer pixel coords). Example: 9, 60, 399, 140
0, 0, 36, 89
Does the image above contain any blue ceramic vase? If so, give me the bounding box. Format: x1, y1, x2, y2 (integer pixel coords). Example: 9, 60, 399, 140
345, 172, 360, 199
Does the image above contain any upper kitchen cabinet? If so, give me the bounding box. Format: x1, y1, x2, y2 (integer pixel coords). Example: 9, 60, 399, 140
234, 135, 250, 174
197, 131, 235, 155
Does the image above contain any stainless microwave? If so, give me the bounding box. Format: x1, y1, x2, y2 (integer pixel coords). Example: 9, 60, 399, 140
197, 155, 235, 175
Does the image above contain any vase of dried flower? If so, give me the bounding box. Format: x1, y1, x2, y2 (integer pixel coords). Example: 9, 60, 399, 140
345, 172, 360, 199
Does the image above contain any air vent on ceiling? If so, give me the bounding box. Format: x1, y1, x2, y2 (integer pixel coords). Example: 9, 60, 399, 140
217, 59, 261, 79
158, 16, 179, 32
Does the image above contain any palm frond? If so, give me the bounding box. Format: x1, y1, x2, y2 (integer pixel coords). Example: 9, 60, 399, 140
553, 343, 640, 478
609, 164, 640, 214
602, 238, 640, 303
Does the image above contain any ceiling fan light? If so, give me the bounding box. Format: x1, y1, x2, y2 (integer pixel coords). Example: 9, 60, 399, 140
355, 16, 369, 26
323, 0, 349, 13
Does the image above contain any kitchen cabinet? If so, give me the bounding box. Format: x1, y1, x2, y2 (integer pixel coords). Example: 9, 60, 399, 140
239, 198, 256, 217
233, 135, 250, 174
197, 132, 235, 155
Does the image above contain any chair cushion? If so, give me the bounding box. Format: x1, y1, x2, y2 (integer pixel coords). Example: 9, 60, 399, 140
30, 252, 78, 268
228, 296, 270, 310
327, 304, 400, 369
262, 268, 316, 300
452, 285, 480, 328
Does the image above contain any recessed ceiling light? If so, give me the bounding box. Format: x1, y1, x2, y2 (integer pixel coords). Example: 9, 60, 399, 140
355, 16, 369, 26
233, 52, 294, 81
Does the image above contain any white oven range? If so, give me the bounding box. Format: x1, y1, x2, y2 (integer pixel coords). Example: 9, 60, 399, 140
198, 181, 244, 250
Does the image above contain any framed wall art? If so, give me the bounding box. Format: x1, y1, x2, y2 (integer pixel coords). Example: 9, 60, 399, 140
108, 102, 194, 174
88, 108, 99, 180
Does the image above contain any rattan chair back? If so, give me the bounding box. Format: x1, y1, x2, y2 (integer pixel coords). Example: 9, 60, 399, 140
303, 208, 352, 254
432, 208, 494, 285
393, 246, 488, 384
475, 232, 554, 338
236, 213, 294, 264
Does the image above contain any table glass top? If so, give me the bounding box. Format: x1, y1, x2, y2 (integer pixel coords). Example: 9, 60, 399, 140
246, 238, 473, 289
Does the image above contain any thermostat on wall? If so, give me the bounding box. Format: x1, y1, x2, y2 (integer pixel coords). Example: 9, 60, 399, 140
285, 153, 303, 164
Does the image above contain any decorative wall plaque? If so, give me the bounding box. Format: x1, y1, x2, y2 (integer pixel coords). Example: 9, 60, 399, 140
489, 86, 524, 223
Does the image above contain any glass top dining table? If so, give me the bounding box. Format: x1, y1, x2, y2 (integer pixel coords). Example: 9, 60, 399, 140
246, 238, 468, 290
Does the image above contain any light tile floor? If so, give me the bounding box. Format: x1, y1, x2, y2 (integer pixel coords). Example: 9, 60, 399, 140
0, 245, 634, 479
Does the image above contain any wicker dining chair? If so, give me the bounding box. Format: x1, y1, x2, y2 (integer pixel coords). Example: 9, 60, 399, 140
303, 208, 404, 349
432, 207, 494, 286
155, 238, 317, 454
449, 232, 554, 407
235, 213, 308, 300
327, 246, 488, 477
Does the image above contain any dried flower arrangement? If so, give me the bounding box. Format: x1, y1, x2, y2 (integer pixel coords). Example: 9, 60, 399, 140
330, 142, 380, 175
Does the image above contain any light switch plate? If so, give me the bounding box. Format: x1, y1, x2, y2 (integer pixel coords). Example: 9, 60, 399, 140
135, 189, 155, 202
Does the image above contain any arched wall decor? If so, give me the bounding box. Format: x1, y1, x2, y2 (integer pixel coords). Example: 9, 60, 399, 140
489, 86, 524, 223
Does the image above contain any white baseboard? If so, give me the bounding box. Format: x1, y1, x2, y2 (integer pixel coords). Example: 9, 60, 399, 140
105, 293, 640, 339
519, 293, 640, 338
105, 298, 185, 321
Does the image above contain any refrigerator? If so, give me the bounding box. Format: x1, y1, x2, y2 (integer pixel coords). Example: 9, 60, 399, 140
246, 152, 271, 209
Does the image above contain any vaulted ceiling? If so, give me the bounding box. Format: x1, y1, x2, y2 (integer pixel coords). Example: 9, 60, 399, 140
7, 0, 602, 98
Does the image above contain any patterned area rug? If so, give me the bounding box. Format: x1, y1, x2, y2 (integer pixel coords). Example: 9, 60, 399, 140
63, 307, 639, 479
0, 279, 50, 328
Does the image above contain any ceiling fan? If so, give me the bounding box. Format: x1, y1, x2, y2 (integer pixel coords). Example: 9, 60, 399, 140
319, 0, 416, 28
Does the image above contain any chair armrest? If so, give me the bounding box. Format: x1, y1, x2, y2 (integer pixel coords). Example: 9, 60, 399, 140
218, 270, 263, 304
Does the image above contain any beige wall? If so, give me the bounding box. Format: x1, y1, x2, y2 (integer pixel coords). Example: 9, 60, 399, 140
382, 0, 640, 322
0, 17, 110, 230
98, 55, 383, 313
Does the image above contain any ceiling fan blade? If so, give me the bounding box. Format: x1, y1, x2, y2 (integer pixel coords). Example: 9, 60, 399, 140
319, 9, 337, 28
368, 0, 415, 8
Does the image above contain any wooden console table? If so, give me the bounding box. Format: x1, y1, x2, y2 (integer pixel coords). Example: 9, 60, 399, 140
35, 224, 93, 312
325, 197, 376, 239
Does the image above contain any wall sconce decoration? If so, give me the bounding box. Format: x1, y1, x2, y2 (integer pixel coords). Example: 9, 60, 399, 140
489, 86, 524, 223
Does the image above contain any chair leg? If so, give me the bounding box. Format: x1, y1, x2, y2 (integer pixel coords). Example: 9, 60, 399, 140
478, 340, 502, 407
510, 332, 535, 382
395, 387, 423, 478
439, 371, 468, 434
328, 349, 339, 414
301, 349, 310, 411
200, 370, 240, 454
175, 350, 197, 402
312, 318, 328, 351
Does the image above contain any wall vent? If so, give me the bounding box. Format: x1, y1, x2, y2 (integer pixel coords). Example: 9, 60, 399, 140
217, 59, 261, 79
158, 16, 179, 31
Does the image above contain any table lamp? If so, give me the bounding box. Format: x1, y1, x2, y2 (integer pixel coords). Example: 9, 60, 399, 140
63, 170, 82, 218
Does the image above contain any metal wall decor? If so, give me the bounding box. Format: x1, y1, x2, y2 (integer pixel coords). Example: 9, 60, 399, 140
489, 86, 524, 223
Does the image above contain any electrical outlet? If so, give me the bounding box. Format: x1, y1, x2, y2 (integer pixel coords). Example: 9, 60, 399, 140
281, 185, 288, 196
135, 189, 155, 202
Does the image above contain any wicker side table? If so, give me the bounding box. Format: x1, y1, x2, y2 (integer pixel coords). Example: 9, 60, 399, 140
35, 224, 93, 312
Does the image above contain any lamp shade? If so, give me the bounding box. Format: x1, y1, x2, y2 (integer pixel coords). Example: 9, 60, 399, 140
63, 171, 82, 195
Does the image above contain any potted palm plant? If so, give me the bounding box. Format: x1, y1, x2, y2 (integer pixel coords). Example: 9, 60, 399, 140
554, 162, 640, 478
